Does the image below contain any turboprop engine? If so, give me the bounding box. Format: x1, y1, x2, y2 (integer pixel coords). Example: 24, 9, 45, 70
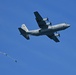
46, 22, 52, 25
43, 18, 49, 21
54, 33, 60, 37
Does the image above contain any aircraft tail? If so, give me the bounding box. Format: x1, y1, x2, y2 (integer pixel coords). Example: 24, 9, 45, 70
21, 24, 29, 32
18, 24, 30, 40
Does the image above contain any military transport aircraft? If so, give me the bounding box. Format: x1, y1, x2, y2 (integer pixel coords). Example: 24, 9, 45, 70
18, 11, 70, 42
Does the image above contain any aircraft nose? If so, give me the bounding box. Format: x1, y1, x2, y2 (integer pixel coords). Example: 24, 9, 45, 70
67, 24, 70, 28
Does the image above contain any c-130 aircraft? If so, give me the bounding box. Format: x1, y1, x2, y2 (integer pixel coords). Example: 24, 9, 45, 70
18, 11, 70, 42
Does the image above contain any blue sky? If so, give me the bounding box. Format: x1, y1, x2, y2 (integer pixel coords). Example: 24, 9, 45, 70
0, 0, 76, 75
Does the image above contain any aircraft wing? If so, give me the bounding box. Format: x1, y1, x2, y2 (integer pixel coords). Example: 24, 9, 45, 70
47, 34, 60, 42
34, 11, 48, 29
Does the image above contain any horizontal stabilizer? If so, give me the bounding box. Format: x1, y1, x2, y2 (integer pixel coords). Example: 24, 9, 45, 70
18, 28, 30, 40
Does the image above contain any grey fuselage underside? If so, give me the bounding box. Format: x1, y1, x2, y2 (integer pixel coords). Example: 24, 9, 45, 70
27, 24, 68, 36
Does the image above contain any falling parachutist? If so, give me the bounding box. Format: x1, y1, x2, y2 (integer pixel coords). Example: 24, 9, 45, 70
0, 51, 17, 63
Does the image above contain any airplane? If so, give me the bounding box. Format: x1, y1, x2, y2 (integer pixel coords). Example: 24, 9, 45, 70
18, 11, 70, 42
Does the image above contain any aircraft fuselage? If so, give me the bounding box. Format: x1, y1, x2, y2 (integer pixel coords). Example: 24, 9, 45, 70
27, 23, 70, 36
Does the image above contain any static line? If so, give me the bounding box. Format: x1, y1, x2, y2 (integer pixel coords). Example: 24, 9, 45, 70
0, 51, 17, 63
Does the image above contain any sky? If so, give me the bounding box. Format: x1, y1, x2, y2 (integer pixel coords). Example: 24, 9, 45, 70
0, 0, 76, 75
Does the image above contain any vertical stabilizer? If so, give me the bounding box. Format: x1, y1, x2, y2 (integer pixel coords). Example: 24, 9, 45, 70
21, 24, 28, 32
